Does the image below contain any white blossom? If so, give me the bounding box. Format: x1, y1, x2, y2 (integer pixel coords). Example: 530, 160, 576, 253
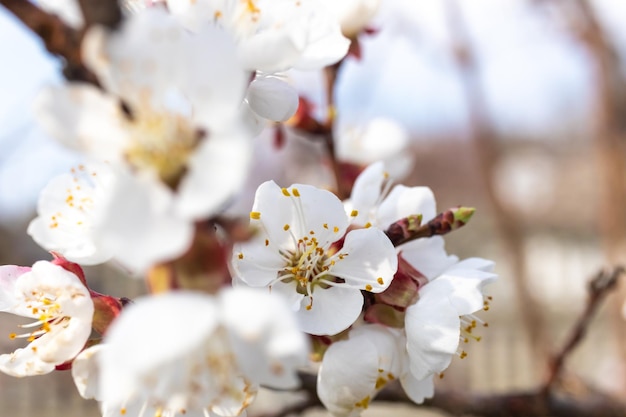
33, 9, 254, 271
0, 261, 93, 376
232, 181, 397, 335
74, 288, 308, 416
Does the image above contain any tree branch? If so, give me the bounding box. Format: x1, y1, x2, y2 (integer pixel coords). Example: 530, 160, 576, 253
0, 0, 97, 83
544, 266, 624, 391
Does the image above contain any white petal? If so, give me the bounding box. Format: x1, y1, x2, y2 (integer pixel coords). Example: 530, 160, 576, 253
176, 128, 252, 220
435, 269, 497, 316
237, 30, 304, 73
317, 325, 402, 416
100, 292, 219, 405
400, 373, 435, 404
182, 25, 248, 126
72, 345, 105, 400
348, 162, 386, 226
331, 228, 397, 293
232, 237, 286, 287
296, 285, 363, 336
399, 237, 459, 280
27, 164, 116, 265
252, 181, 348, 249
220, 287, 309, 389
405, 281, 460, 380
0, 266, 29, 311
377, 185, 437, 229
0, 348, 55, 376
247, 77, 298, 122
33, 85, 128, 160
94, 168, 194, 273
292, 9, 350, 70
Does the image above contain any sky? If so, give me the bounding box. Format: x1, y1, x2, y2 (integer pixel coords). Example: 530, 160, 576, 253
0, 0, 625, 219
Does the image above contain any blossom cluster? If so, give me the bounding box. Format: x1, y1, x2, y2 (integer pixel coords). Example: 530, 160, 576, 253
1, 0, 497, 416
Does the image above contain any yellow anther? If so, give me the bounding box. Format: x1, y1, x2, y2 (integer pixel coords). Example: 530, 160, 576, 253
439, 373, 445, 379
375, 376, 387, 389
214, 10, 222, 19
350, 210, 358, 217
354, 396, 370, 409
309, 230, 315, 235
281, 188, 291, 197
31, 346, 37, 353
120, 408, 127, 415
292, 188, 300, 197
250, 211, 261, 220
333, 226, 339, 233
238, 253, 244, 260
246, 0, 260, 13
283, 224, 290, 231
265, 239, 269, 246
460, 351, 467, 359
9, 333, 16, 340
364, 222, 372, 228
377, 277, 384, 285
365, 284, 373, 291
323, 223, 328, 229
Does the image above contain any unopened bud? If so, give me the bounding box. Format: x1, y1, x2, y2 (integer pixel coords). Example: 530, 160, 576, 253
91, 294, 123, 335
385, 207, 475, 246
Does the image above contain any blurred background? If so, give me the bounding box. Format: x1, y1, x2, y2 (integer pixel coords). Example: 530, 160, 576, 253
1, 0, 626, 415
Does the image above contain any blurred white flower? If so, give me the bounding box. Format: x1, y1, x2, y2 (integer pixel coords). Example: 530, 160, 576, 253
336, 118, 413, 179
0, 261, 93, 376
319, 0, 380, 38
36, 8, 252, 218
73, 288, 308, 417
232, 181, 397, 335
165, 0, 349, 72
33, 9, 254, 271
27, 164, 115, 266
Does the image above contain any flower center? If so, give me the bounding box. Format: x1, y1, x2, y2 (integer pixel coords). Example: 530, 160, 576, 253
278, 233, 338, 299
9, 294, 66, 344
123, 106, 203, 190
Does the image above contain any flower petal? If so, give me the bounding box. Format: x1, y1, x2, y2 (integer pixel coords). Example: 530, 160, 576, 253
376, 185, 437, 229
317, 325, 402, 416
33, 84, 128, 160
246, 77, 298, 122
405, 280, 460, 380
400, 373, 435, 404
0, 265, 29, 311
94, 168, 194, 273
176, 127, 252, 220
295, 285, 363, 336
220, 287, 309, 389
348, 161, 386, 226
331, 228, 397, 293
27, 164, 116, 265
399, 237, 459, 280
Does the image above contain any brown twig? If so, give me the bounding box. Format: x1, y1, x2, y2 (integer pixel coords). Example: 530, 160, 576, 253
322, 62, 350, 200
77, 0, 122, 29
544, 266, 624, 392
257, 371, 626, 417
